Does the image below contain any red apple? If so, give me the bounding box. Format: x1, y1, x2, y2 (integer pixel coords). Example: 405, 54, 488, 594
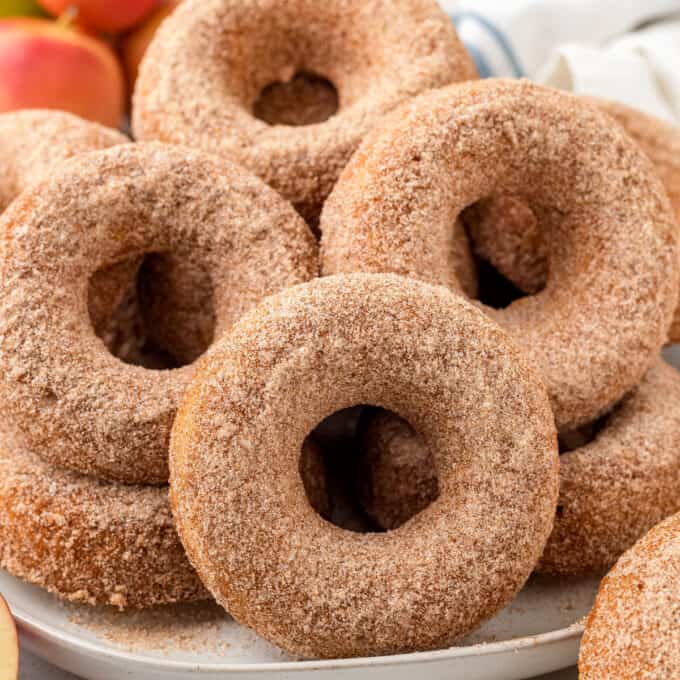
0, 17, 124, 127
0, 594, 18, 680
38, 0, 159, 33
121, 0, 177, 93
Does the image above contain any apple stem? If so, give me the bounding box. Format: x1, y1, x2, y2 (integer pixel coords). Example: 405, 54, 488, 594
57, 5, 79, 29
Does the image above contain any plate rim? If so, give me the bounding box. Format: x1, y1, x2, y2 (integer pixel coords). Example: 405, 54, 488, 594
10, 596, 585, 673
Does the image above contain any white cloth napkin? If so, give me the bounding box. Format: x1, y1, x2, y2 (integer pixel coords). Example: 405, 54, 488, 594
439, 0, 680, 122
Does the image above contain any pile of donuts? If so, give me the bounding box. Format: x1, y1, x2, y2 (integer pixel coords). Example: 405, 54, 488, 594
0, 0, 678, 675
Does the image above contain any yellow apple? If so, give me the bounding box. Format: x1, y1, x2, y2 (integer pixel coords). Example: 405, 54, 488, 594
0, 0, 44, 17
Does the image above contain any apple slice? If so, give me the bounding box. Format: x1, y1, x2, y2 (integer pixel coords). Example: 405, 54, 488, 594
0, 594, 18, 680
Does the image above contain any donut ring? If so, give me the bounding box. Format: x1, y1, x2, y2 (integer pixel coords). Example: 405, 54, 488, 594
579, 511, 680, 679
465, 96, 680, 341
321, 79, 679, 430
355, 360, 680, 576
170, 273, 559, 659
0, 142, 317, 484
132, 0, 477, 224
0, 442, 207, 609
0, 109, 136, 335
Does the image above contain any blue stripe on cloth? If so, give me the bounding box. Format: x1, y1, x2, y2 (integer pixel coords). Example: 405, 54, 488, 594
452, 11, 526, 78
462, 43, 493, 78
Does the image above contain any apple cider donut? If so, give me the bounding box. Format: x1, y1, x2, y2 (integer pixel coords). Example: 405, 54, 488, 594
579, 511, 680, 679
465, 97, 680, 341
0, 142, 317, 484
538, 359, 680, 576
0, 442, 208, 609
356, 360, 680, 576
0, 109, 135, 335
132, 0, 477, 224
170, 273, 559, 659
321, 80, 679, 430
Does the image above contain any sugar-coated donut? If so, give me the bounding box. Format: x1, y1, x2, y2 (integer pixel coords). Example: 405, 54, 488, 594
538, 360, 680, 575
0, 143, 317, 484
0, 442, 208, 609
132, 0, 477, 224
321, 80, 679, 430
579, 511, 680, 679
355, 360, 680, 576
0, 109, 135, 335
170, 273, 559, 659
465, 97, 680, 341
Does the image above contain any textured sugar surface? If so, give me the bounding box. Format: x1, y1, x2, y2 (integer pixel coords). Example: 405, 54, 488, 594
466, 96, 680, 341
0, 443, 207, 608
354, 360, 680, 576
579, 511, 680, 679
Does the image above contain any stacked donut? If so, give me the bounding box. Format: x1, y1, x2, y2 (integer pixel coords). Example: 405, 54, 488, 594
0, 0, 678, 671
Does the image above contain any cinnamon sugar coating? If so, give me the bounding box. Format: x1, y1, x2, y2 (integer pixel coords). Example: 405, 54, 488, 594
579, 511, 680, 679
355, 360, 680, 576
321, 80, 679, 430
170, 273, 559, 659
0, 442, 208, 609
0, 142, 317, 484
132, 0, 477, 224
0, 109, 136, 336
466, 97, 680, 341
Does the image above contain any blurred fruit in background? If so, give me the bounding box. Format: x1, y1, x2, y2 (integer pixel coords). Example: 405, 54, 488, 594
37, 0, 159, 33
0, 17, 124, 126
0, 0, 44, 17
0, 594, 18, 680
121, 0, 178, 93
0, 1, 171, 128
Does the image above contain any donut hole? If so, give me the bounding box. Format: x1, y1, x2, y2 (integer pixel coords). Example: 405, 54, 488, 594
300, 407, 440, 533
253, 71, 339, 127
137, 253, 216, 366
461, 196, 547, 309
90, 253, 216, 370
558, 412, 611, 453
474, 257, 530, 310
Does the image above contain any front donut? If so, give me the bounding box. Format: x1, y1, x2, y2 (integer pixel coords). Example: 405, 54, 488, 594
169, 273, 559, 659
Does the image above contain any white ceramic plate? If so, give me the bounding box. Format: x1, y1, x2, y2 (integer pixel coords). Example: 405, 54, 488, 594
2, 570, 599, 680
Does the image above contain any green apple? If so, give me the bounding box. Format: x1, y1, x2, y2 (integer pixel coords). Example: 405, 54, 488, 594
0, 0, 44, 17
